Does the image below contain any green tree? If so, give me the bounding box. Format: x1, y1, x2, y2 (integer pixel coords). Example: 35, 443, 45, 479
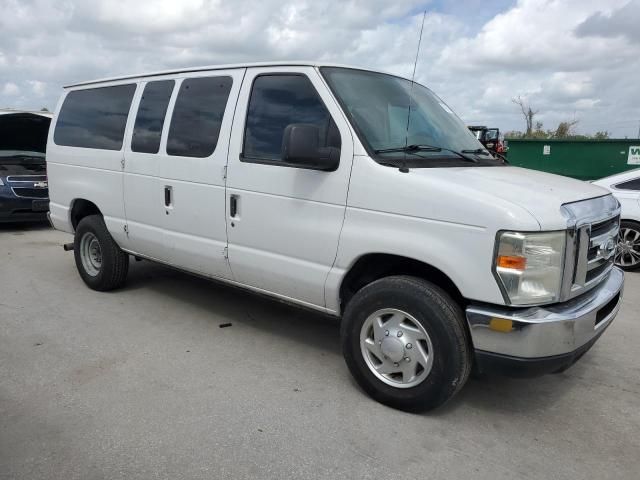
552, 120, 579, 138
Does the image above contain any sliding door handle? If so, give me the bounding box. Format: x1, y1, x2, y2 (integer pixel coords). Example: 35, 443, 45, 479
164, 186, 172, 207
229, 195, 238, 218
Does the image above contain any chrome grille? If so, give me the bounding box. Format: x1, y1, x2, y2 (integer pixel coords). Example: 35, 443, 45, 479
561, 195, 621, 301
581, 216, 619, 285
6, 175, 47, 183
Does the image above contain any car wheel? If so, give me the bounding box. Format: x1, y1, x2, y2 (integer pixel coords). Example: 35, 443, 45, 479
341, 275, 472, 412
74, 214, 129, 290
615, 220, 640, 271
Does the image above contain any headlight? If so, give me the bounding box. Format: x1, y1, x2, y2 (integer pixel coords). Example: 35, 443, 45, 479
494, 231, 566, 305
0, 178, 4, 186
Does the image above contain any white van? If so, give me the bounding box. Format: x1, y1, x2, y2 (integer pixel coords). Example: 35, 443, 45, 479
47, 62, 624, 411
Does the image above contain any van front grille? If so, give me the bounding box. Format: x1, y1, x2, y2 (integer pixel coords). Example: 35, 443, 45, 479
562, 195, 620, 301
591, 216, 619, 238
586, 260, 613, 283
575, 214, 619, 289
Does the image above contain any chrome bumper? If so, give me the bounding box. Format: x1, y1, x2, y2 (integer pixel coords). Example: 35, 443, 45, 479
466, 267, 624, 358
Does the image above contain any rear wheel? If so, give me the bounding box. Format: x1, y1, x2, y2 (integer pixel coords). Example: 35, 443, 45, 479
615, 220, 640, 271
341, 275, 472, 412
74, 215, 129, 290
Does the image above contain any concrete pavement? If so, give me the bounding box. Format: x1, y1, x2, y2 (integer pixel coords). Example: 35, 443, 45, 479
1, 223, 639, 479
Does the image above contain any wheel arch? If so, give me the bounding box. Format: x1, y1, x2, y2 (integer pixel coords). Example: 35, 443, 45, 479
338, 253, 465, 315
70, 198, 102, 231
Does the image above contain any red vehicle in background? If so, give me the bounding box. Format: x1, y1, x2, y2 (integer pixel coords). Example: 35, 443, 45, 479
468, 126, 507, 158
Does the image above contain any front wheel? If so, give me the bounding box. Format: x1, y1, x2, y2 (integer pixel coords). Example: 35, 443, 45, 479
615, 220, 640, 271
341, 276, 472, 412
74, 215, 129, 291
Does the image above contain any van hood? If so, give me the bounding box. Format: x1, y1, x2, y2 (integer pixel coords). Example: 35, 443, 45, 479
350, 160, 613, 231
410, 166, 610, 229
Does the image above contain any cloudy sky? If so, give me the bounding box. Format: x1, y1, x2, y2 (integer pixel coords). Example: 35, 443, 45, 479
1, 0, 638, 137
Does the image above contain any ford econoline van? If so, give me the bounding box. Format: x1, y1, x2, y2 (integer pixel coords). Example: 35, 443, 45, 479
47, 62, 624, 411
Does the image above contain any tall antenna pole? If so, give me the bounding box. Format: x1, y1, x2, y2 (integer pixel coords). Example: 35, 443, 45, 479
411, 11, 427, 85
403, 10, 427, 156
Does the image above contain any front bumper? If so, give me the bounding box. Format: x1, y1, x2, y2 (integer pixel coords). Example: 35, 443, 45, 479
466, 267, 624, 376
0, 188, 49, 223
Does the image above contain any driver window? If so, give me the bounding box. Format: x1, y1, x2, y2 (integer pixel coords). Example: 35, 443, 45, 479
242, 74, 341, 165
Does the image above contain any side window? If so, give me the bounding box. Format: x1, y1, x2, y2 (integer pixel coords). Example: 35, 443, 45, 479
166, 76, 232, 158
242, 74, 341, 164
54, 84, 136, 150
131, 80, 174, 154
614, 178, 640, 191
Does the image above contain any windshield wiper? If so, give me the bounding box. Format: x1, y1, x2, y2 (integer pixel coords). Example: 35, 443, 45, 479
374, 144, 478, 163
375, 144, 441, 154
461, 148, 490, 156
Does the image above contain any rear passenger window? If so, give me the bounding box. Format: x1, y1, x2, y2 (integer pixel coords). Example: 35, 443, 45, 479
243, 74, 340, 163
54, 84, 136, 150
167, 76, 232, 158
131, 80, 174, 154
615, 178, 640, 191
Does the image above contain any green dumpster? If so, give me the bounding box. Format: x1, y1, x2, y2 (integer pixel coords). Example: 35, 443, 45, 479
506, 139, 640, 181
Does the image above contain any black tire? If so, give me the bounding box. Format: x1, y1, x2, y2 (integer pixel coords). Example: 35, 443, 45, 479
616, 220, 640, 271
74, 215, 129, 291
341, 275, 472, 412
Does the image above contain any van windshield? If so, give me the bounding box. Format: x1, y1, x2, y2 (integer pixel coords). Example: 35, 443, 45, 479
321, 67, 497, 166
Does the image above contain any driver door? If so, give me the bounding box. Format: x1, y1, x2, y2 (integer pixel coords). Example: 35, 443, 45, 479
224, 66, 353, 309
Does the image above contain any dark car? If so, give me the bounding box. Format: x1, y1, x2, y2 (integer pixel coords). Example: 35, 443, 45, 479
0, 111, 51, 222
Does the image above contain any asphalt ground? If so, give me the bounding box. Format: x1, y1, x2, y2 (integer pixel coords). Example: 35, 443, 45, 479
1, 223, 639, 479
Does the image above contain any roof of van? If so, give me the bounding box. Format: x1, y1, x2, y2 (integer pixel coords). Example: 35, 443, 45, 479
64, 61, 402, 88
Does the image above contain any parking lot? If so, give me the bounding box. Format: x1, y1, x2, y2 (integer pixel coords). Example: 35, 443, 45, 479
1, 223, 638, 480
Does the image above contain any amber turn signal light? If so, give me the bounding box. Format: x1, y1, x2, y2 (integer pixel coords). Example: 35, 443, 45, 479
497, 255, 527, 270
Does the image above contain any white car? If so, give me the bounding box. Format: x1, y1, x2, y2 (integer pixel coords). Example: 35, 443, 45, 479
46, 62, 623, 411
593, 169, 640, 271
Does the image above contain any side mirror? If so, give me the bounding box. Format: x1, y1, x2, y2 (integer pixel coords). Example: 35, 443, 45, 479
282, 123, 340, 171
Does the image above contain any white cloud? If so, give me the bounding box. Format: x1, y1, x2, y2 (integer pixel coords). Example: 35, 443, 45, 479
2, 82, 20, 96
28, 80, 46, 96
577, 0, 640, 44
0, 0, 638, 136
427, 0, 640, 136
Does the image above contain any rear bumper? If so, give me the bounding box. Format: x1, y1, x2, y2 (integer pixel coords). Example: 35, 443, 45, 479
466, 267, 624, 376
